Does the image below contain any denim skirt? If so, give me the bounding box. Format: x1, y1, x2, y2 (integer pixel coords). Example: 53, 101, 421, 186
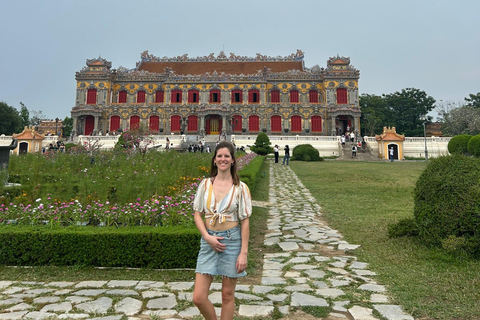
196, 226, 246, 278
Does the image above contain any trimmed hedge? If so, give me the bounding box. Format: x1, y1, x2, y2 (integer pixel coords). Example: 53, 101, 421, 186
413, 154, 480, 257
239, 156, 265, 193
447, 134, 472, 155
467, 134, 480, 157
292, 144, 323, 161
0, 225, 199, 268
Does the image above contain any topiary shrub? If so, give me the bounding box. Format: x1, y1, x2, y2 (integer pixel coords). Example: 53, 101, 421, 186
413, 154, 480, 257
292, 144, 323, 161
467, 134, 480, 157
250, 132, 274, 156
447, 134, 472, 155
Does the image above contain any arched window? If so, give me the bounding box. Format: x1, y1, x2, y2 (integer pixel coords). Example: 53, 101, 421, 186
309, 90, 319, 104
248, 89, 260, 103
110, 116, 120, 132
337, 88, 348, 104
130, 116, 140, 131
118, 91, 127, 103
155, 90, 164, 103
231, 89, 243, 103
232, 115, 242, 132
311, 116, 322, 132
171, 115, 181, 132
188, 89, 199, 103
137, 90, 146, 103
171, 90, 182, 103
270, 90, 280, 103
210, 89, 221, 103
149, 115, 159, 132
291, 116, 302, 132
249, 115, 259, 132
87, 89, 97, 104
188, 115, 198, 132
290, 90, 299, 103
271, 115, 282, 132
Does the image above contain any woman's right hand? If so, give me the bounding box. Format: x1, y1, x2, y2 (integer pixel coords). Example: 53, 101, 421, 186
206, 235, 226, 253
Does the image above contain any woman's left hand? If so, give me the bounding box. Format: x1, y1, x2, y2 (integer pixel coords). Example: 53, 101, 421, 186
236, 252, 248, 273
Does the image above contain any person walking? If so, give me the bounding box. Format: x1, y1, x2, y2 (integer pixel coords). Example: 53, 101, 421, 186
389, 147, 395, 162
282, 145, 290, 165
351, 145, 357, 158
192, 141, 252, 320
274, 145, 279, 163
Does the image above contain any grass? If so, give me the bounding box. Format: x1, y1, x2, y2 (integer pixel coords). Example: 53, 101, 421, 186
290, 160, 480, 320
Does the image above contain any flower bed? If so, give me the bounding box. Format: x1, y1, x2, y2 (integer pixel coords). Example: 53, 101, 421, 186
1, 151, 259, 227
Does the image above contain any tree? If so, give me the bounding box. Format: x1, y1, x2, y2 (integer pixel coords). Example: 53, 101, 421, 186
437, 99, 480, 136
63, 116, 73, 137
19, 102, 30, 128
359, 94, 391, 136
30, 110, 46, 127
384, 88, 435, 136
0, 101, 22, 134
465, 92, 480, 109
250, 132, 273, 155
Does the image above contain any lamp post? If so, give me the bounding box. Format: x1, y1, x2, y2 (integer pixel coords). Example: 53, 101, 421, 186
422, 115, 428, 161
55, 118, 59, 137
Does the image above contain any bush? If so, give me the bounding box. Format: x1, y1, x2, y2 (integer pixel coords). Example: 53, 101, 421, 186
413, 154, 480, 257
292, 144, 323, 161
238, 156, 265, 193
250, 132, 274, 156
0, 225, 200, 268
447, 134, 472, 155
388, 218, 418, 238
467, 135, 480, 157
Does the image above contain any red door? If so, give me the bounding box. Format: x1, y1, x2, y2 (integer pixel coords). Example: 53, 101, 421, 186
84, 116, 94, 135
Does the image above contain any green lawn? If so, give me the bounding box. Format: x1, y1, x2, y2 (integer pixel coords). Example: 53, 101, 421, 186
291, 160, 480, 320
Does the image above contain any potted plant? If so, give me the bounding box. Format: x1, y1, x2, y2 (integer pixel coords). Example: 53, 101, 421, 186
284, 128, 289, 133
305, 128, 310, 133
262, 128, 267, 132
242, 128, 246, 133
159, 128, 164, 133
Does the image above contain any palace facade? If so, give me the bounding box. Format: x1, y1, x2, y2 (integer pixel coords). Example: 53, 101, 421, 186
71, 50, 360, 137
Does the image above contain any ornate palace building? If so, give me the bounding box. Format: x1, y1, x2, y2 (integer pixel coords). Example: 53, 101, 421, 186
71, 50, 360, 137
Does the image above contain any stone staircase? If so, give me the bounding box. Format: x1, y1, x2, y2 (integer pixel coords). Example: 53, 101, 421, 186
337, 142, 380, 161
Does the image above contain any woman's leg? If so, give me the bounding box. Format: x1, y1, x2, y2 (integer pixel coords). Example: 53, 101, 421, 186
220, 276, 238, 320
193, 273, 217, 320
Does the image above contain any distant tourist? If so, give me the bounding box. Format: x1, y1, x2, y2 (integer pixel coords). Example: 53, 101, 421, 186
389, 147, 394, 162
282, 145, 290, 165
192, 141, 252, 320
351, 145, 357, 158
341, 135, 346, 147
274, 145, 279, 163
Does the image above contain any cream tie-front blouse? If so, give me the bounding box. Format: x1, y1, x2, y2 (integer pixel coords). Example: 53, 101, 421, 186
193, 178, 252, 226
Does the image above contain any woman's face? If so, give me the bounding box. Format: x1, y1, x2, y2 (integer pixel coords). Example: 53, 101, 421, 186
214, 147, 234, 172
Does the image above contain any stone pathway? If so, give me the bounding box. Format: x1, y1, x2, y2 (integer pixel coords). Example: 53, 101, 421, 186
0, 161, 414, 320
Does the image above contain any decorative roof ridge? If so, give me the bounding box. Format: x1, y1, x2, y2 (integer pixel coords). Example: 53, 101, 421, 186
375, 126, 405, 141
137, 49, 305, 64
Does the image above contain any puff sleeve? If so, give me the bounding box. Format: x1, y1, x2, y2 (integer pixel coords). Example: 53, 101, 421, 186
193, 178, 207, 213
237, 181, 252, 220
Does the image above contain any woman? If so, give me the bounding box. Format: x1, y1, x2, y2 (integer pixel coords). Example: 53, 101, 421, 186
274, 144, 279, 163
193, 141, 252, 320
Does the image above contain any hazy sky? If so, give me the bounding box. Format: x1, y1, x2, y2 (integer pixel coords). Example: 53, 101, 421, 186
1, 0, 479, 120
